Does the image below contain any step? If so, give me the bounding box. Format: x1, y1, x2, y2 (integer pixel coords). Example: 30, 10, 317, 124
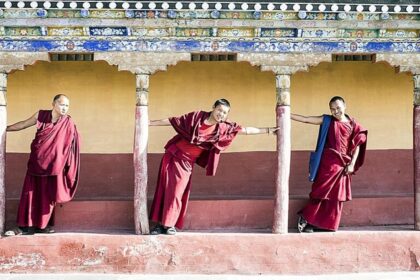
0, 226, 419, 274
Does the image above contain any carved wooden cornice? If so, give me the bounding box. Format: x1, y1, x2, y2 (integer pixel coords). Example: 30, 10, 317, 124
237, 53, 332, 74
0, 52, 50, 73
94, 52, 190, 74
376, 53, 420, 75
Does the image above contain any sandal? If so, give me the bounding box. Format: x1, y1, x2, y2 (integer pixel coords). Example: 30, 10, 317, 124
4, 227, 35, 236
150, 224, 165, 235
35, 226, 55, 234
297, 216, 308, 233
165, 227, 177, 235
4, 227, 23, 236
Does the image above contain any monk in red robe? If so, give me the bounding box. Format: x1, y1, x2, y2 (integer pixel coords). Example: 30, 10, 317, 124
149, 99, 278, 235
5, 94, 80, 235
292, 96, 367, 233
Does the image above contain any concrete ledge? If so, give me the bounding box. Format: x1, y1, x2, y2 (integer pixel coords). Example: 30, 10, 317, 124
0, 229, 419, 274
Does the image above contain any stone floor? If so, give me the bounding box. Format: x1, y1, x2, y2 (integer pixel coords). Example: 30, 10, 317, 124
0, 272, 419, 280
0, 225, 419, 275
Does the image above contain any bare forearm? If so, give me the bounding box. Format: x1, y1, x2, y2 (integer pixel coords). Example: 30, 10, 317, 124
240, 127, 277, 135
7, 122, 28, 131
350, 146, 360, 166
291, 113, 323, 125
149, 119, 171, 126
6, 113, 37, 131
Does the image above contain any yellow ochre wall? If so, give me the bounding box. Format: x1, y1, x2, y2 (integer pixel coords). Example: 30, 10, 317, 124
6, 60, 413, 153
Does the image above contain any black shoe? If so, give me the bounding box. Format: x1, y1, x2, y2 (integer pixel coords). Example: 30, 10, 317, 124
165, 227, 177, 235
21, 227, 35, 235
303, 224, 314, 233
35, 226, 55, 234
150, 225, 165, 235
297, 216, 308, 233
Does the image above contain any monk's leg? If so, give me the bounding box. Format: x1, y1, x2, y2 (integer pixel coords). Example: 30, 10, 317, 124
17, 173, 55, 230
300, 199, 343, 231
149, 152, 193, 229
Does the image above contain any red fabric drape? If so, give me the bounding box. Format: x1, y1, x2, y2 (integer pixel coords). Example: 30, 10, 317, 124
150, 111, 242, 228
17, 110, 80, 229
300, 117, 367, 231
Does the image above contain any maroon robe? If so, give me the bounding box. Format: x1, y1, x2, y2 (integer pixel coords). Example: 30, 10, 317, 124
300, 116, 367, 231
17, 110, 80, 229
149, 111, 242, 229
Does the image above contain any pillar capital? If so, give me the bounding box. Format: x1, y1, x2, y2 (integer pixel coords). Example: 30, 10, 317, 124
0, 52, 49, 73
0, 73, 7, 106
237, 53, 332, 75
135, 73, 150, 106
275, 74, 291, 106
94, 52, 191, 75
414, 74, 420, 106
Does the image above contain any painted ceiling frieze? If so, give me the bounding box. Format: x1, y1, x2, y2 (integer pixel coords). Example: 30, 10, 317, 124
0, 38, 418, 53
0, 1, 418, 54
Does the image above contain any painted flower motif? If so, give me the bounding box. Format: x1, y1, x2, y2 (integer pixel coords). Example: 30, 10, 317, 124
349, 42, 358, 52
211, 41, 219, 51
19, 29, 28, 36
66, 41, 75, 50
395, 30, 406, 37
210, 10, 220, 19
315, 30, 323, 37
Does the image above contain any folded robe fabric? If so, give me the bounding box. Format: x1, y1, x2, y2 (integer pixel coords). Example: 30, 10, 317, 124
17, 110, 80, 228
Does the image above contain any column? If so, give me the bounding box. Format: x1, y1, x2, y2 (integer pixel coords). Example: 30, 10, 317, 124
0, 72, 7, 235
413, 73, 420, 230
272, 73, 291, 234
134, 73, 150, 235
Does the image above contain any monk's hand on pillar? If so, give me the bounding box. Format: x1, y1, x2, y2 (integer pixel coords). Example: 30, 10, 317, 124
268, 127, 280, 135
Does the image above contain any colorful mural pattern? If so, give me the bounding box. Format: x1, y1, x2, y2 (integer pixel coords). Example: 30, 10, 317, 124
0, 8, 418, 53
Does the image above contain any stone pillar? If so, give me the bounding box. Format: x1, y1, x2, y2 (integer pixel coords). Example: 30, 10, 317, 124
134, 73, 150, 235
237, 53, 331, 234
0, 72, 6, 235
414, 74, 420, 230
0, 52, 49, 235
273, 74, 291, 234
94, 52, 190, 234
376, 54, 420, 231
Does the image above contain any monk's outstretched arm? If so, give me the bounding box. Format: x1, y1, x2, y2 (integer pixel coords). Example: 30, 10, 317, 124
149, 118, 171, 126
345, 146, 360, 174
239, 127, 279, 135
6, 112, 38, 132
291, 113, 323, 125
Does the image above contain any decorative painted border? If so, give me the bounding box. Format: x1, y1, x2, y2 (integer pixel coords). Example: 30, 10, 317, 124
0, 39, 418, 53
1, 27, 418, 39
1, 9, 419, 20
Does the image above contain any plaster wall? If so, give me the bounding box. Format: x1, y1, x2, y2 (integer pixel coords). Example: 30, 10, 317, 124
5, 60, 413, 153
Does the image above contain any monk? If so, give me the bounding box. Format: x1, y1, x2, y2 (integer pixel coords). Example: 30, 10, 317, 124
149, 98, 277, 235
5, 94, 80, 235
292, 96, 367, 233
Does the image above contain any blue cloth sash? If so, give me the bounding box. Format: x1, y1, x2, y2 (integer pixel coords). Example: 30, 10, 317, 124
309, 115, 332, 182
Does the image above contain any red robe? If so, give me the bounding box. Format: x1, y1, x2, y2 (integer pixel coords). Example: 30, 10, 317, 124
300, 117, 367, 231
17, 110, 80, 229
149, 111, 242, 229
